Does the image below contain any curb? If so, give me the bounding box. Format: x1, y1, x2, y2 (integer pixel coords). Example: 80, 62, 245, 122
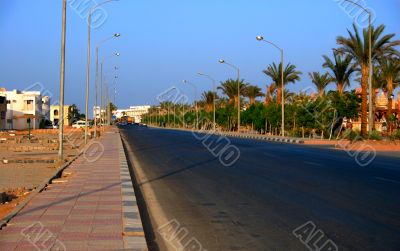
116, 131, 148, 250
0, 152, 82, 230
148, 126, 305, 144
220, 133, 305, 144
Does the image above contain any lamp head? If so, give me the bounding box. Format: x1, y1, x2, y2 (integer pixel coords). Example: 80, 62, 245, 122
115, 52, 120, 56
256, 36, 264, 41
114, 33, 121, 37
182, 80, 187, 84
219, 59, 225, 64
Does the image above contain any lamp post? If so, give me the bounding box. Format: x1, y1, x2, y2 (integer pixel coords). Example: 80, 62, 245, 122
256, 36, 285, 137
219, 59, 241, 132
94, 33, 120, 138
183, 80, 199, 129
58, 0, 67, 162
100, 52, 120, 127
85, 0, 119, 144
342, 0, 373, 134
198, 72, 216, 132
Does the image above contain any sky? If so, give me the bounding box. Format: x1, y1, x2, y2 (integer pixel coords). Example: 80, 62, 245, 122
0, 0, 399, 115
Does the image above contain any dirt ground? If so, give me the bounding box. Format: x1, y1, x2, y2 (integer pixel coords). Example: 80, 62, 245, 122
0, 127, 98, 220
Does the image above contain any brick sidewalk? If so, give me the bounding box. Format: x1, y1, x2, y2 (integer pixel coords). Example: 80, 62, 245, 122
0, 128, 147, 251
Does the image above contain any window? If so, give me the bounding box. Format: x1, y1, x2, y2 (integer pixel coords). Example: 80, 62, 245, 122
0, 111, 5, 119
6, 100, 10, 104
24, 100, 34, 110
54, 109, 59, 116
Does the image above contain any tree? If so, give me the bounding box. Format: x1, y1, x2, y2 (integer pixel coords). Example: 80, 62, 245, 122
218, 79, 248, 106
264, 83, 276, 106
201, 91, 217, 113
309, 72, 334, 98
244, 85, 263, 105
323, 51, 355, 96
337, 23, 400, 136
263, 62, 302, 104
377, 57, 400, 116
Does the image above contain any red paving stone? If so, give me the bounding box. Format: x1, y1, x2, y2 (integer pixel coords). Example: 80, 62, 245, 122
0, 130, 130, 250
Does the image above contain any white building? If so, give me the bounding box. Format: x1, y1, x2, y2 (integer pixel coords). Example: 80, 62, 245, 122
42, 96, 51, 121
0, 88, 50, 130
114, 105, 150, 123
93, 106, 106, 120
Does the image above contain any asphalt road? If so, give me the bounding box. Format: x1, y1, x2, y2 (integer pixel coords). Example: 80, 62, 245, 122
120, 125, 400, 251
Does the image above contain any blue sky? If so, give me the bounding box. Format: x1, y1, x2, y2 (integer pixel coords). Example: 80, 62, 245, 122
0, 0, 399, 113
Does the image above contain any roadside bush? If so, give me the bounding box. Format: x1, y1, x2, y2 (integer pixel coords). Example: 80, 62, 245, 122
389, 130, 400, 141
342, 129, 363, 141
369, 130, 382, 140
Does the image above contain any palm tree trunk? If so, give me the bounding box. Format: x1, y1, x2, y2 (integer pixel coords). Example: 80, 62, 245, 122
360, 66, 368, 136
337, 82, 344, 96
387, 79, 393, 117
277, 87, 282, 104
249, 97, 255, 105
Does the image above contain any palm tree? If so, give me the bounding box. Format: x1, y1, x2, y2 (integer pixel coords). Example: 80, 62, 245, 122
201, 91, 218, 113
378, 57, 400, 116
244, 85, 263, 105
264, 83, 276, 106
337, 24, 400, 136
263, 62, 302, 104
309, 72, 334, 98
323, 51, 355, 96
218, 79, 248, 107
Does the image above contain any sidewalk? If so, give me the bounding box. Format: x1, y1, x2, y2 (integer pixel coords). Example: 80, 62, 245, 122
0, 128, 147, 250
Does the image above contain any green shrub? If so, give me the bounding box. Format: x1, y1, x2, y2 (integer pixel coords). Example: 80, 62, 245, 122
389, 130, 400, 141
342, 129, 363, 141
369, 130, 382, 140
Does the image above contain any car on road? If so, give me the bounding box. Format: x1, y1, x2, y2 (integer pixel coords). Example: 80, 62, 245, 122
72, 120, 89, 129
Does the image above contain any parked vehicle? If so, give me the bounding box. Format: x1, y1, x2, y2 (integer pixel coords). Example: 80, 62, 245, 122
72, 120, 89, 129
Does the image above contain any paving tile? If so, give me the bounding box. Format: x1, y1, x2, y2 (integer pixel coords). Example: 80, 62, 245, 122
0, 129, 146, 250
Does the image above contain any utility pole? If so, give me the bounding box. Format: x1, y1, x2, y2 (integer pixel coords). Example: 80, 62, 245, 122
58, 0, 67, 162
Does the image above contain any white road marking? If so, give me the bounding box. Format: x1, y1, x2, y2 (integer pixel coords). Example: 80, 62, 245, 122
303, 161, 323, 167
375, 177, 400, 184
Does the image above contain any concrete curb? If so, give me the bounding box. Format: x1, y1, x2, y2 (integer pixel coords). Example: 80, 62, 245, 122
0, 152, 82, 230
148, 126, 305, 144
220, 132, 305, 144
116, 131, 148, 250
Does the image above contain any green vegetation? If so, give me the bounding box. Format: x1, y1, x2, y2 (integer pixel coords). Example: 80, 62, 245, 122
142, 23, 400, 141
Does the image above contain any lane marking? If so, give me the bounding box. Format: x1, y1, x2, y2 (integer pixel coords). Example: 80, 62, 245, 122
375, 177, 400, 184
303, 161, 323, 167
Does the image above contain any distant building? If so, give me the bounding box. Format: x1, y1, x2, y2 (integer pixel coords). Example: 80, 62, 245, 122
93, 106, 105, 120
114, 106, 151, 123
42, 96, 51, 121
0, 95, 6, 130
0, 88, 49, 130
50, 105, 74, 126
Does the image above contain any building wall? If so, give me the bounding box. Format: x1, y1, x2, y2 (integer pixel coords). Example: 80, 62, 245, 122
0, 89, 43, 130
0, 96, 6, 130
50, 105, 73, 126
114, 106, 150, 123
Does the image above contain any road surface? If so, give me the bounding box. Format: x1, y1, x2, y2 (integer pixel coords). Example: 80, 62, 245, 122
120, 125, 400, 251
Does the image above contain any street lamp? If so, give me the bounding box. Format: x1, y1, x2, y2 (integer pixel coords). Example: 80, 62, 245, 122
219, 59, 241, 132
94, 33, 120, 138
58, 0, 67, 162
342, 0, 373, 134
183, 80, 199, 130
101, 52, 120, 127
198, 72, 216, 132
256, 36, 285, 137
85, 0, 119, 144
